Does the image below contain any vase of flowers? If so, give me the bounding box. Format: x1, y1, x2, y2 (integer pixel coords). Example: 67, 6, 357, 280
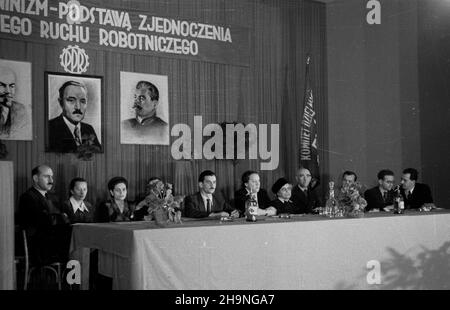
337, 182, 367, 218
136, 179, 184, 225
76, 134, 101, 161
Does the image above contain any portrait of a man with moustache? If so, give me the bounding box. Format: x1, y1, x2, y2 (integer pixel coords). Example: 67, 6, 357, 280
47, 80, 101, 153
121, 79, 169, 145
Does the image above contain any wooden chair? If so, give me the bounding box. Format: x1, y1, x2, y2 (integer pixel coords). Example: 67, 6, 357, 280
21, 230, 62, 290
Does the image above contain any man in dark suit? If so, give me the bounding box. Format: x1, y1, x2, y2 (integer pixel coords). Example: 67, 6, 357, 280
184, 170, 239, 218
400, 168, 435, 209
17, 165, 71, 265
48, 80, 101, 153
291, 167, 321, 214
234, 170, 276, 216
364, 169, 395, 212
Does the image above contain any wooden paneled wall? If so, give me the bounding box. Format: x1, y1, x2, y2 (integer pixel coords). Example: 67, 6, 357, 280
0, 0, 327, 209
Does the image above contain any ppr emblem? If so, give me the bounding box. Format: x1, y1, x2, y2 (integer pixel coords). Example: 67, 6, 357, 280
59, 45, 90, 74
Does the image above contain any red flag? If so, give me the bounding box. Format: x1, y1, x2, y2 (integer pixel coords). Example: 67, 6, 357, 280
299, 55, 320, 189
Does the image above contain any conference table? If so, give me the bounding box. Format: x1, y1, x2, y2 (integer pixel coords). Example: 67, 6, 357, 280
70, 210, 450, 290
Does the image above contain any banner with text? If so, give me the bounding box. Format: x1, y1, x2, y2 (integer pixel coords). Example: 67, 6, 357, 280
0, 0, 250, 67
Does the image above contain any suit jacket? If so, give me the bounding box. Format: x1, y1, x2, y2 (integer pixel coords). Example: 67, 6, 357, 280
48, 114, 101, 153
291, 185, 321, 214
17, 187, 71, 265
184, 192, 235, 218
97, 199, 136, 222
61, 199, 95, 224
121, 116, 169, 145
233, 187, 272, 213
0, 100, 30, 139
364, 187, 395, 211
401, 183, 433, 209
270, 198, 298, 214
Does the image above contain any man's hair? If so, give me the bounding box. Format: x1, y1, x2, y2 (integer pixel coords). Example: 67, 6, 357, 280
31, 165, 50, 177
377, 169, 394, 180
58, 80, 87, 105
241, 170, 258, 186
342, 170, 357, 181
403, 168, 418, 181
136, 81, 159, 101
69, 177, 87, 191
199, 170, 215, 183
31, 165, 41, 177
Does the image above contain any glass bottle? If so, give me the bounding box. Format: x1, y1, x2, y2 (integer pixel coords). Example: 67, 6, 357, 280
245, 194, 258, 222
325, 181, 338, 217
394, 186, 404, 214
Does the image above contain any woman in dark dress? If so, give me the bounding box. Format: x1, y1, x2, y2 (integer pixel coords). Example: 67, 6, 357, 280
97, 176, 135, 222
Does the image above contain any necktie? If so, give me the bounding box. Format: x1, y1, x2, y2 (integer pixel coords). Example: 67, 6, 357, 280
407, 191, 411, 199
74, 127, 82, 146
206, 198, 211, 213
382, 191, 387, 202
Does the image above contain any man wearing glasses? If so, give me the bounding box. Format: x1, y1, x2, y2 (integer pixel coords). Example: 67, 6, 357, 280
364, 169, 396, 212
121, 80, 169, 145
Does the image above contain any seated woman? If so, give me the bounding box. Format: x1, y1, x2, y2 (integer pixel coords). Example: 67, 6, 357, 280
97, 176, 135, 222
270, 178, 296, 214
234, 170, 276, 216
61, 177, 95, 223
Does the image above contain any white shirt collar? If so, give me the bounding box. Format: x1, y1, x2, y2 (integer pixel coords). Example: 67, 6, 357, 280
278, 197, 291, 203
70, 197, 89, 213
62, 116, 81, 139
200, 192, 213, 210
200, 192, 213, 201
298, 185, 308, 192
379, 187, 387, 194
34, 186, 47, 197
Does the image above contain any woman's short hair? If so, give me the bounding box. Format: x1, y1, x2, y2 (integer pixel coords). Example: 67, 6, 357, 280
108, 176, 128, 191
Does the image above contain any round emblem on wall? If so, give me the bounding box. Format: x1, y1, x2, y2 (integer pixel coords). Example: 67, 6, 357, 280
59, 45, 90, 74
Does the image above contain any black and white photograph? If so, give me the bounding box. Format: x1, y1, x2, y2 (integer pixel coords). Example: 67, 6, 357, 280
1, 0, 450, 297
0, 59, 32, 141
45, 72, 103, 153
120, 71, 170, 145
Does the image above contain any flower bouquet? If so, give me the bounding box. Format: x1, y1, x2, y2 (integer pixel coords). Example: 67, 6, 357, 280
76, 134, 101, 161
337, 182, 368, 218
136, 180, 184, 225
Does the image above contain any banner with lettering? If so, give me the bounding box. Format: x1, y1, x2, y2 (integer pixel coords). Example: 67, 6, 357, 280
299, 55, 320, 189
0, 0, 250, 67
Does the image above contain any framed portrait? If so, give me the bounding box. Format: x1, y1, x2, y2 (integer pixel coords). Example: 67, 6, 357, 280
45, 72, 103, 153
120, 71, 170, 145
0, 59, 32, 140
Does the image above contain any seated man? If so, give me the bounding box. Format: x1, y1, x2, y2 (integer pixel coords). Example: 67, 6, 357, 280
364, 169, 395, 212
400, 168, 435, 209
270, 178, 296, 214
184, 170, 239, 218
291, 167, 321, 214
234, 170, 275, 216
61, 177, 96, 223
17, 165, 71, 265
341, 170, 357, 188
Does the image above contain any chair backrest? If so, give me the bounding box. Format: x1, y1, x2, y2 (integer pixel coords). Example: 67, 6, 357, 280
22, 230, 29, 272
